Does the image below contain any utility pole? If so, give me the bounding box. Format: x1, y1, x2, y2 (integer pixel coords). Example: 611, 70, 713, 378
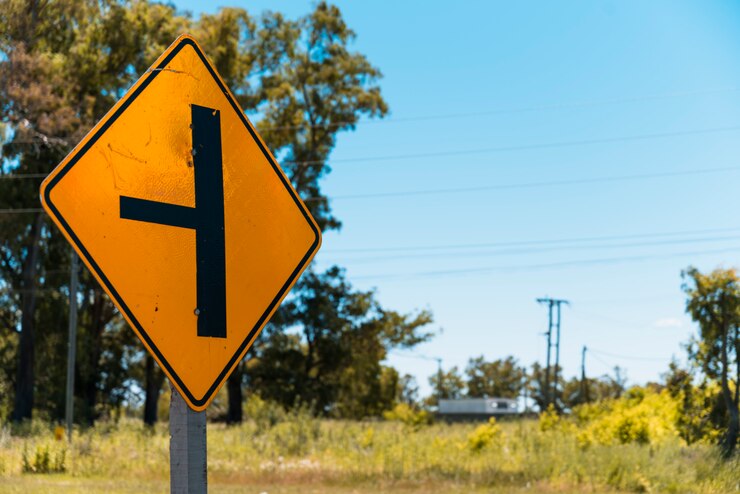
537, 298, 553, 407
552, 300, 569, 406
65, 251, 79, 442
580, 345, 588, 403
537, 297, 569, 409
436, 357, 443, 404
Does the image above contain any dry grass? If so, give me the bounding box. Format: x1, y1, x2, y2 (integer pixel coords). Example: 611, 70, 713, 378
0, 476, 637, 494
0, 413, 737, 494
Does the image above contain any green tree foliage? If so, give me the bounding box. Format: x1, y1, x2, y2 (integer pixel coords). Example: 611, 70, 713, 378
0, 0, 185, 423
191, 3, 390, 422
426, 366, 465, 406
246, 267, 432, 419
0, 1, 402, 424
526, 363, 562, 411
528, 361, 627, 413
465, 356, 525, 399
663, 360, 723, 445
559, 369, 629, 412
397, 373, 420, 406
682, 266, 740, 457
567, 386, 683, 448
251, 3, 388, 231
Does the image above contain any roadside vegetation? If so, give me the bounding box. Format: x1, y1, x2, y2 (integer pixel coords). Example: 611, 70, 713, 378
1, 389, 738, 494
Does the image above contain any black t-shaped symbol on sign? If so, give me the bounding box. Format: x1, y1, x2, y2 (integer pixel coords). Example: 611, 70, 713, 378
120, 104, 227, 338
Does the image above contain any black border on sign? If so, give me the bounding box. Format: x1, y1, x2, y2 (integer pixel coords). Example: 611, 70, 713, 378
42, 38, 321, 408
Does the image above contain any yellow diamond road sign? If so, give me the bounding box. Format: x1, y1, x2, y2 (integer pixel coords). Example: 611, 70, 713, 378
40, 35, 322, 411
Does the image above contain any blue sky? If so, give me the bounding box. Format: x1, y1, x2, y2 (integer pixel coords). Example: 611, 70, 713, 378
175, 0, 740, 396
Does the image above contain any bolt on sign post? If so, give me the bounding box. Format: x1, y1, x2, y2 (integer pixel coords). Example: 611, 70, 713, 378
40, 35, 321, 492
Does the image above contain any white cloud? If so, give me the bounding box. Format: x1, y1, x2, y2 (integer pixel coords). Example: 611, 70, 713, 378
652, 317, 683, 329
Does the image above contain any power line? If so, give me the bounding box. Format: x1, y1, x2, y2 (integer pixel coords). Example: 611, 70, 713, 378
3, 87, 733, 150
6, 124, 740, 184
320, 234, 740, 264
3, 125, 738, 190
589, 352, 618, 371
8, 122, 740, 180
571, 310, 650, 332
349, 245, 740, 282
577, 293, 678, 305
259, 86, 740, 132
389, 351, 442, 363
288, 123, 740, 166
0, 208, 44, 214
589, 348, 668, 363
323, 226, 740, 254
0, 287, 64, 295
3, 90, 739, 175
2, 163, 739, 209
308, 165, 740, 201
0, 174, 47, 180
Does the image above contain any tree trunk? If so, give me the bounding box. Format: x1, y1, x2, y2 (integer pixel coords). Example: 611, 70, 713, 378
731, 325, 740, 458
11, 214, 43, 422
719, 321, 737, 457
735, 325, 739, 419
76, 287, 109, 425
724, 407, 739, 458
143, 354, 164, 426
226, 363, 243, 424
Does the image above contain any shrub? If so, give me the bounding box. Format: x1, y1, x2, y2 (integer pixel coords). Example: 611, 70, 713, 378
358, 427, 374, 449
244, 395, 288, 429
571, 387, 679, 447
538, 404, 561, 432
21, 443, 66, 474
466, 417, 501, 452
382, 403, 432, 429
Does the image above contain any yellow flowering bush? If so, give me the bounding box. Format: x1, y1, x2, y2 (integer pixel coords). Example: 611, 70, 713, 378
465, 417, 501, 452
571, 387, 679, 448
358, 427, 374, 449
382, 403, 432, 429
538, 404, 562, 432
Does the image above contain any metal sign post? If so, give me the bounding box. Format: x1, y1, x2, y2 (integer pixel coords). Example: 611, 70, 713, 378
170, 383, 207, 494
64, 250, 79, 442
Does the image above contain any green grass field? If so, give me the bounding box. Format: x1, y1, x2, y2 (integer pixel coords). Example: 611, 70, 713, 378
0, 412, 738, 494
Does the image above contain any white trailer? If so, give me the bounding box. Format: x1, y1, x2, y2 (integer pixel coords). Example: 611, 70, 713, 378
438, 398, 519, 421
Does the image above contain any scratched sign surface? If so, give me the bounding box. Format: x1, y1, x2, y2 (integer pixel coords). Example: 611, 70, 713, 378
40, 35, 321, 411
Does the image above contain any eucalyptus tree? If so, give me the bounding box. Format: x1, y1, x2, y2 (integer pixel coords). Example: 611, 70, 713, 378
683, 266, 740, 457
0, 0, 186, 422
